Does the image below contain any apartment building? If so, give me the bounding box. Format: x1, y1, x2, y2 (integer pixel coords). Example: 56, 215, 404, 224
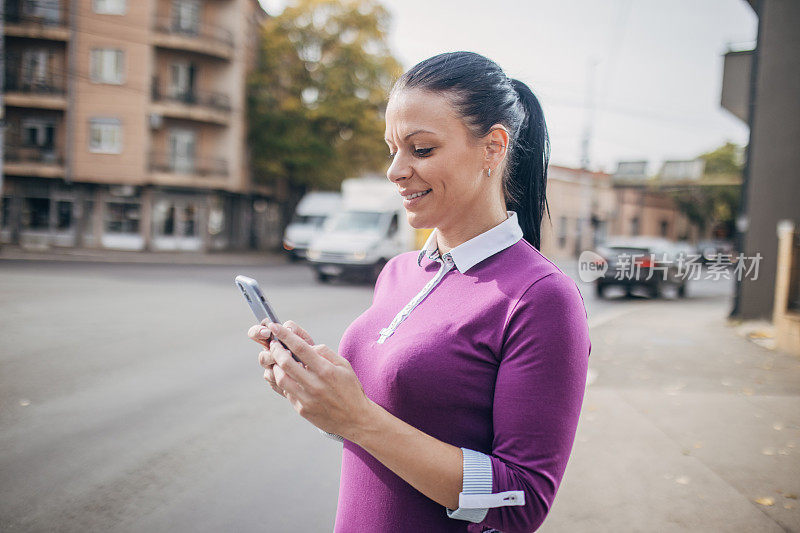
1, 0, 272, 252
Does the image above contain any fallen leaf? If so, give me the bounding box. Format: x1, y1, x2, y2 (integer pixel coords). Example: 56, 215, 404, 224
755, 497, 774, 506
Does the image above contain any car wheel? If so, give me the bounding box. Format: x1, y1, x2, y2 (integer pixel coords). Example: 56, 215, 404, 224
316, 269, 331, 283
677, 283, 687, 298
596, 283, 605, 299
625, 287, 634, 298
649, 283, 661, 299
369, 258, 388, 285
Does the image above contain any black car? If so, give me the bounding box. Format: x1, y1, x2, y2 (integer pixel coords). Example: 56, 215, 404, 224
594, 237, 690, 299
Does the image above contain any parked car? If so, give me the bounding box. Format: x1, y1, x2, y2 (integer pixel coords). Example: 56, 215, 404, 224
695, 239, 735, 264
305, 176, 416, 284
282, 191, 343, 261
594, 236, 689, 298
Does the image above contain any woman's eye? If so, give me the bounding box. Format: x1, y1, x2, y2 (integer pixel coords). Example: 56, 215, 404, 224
387, 148, 433, 159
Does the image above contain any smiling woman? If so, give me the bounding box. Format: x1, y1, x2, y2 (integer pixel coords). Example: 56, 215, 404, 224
249, 51, 591, 533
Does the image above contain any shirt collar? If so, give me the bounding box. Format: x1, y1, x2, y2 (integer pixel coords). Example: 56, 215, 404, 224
416, 210, 524, 273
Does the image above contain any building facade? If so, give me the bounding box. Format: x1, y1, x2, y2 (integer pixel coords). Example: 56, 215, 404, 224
1, 0, 279, 252
721, 0, 800, 320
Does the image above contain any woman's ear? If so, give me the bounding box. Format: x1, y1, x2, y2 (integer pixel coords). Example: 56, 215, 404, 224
485, 123, 509, 172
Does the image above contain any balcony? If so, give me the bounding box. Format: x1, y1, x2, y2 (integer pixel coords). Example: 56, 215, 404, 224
150, 81, 231, 125
3, 6, 70, 41
4, 71, 67, 109
3, 144, 65, 178
148, 151, 229, 187
151, 17, 234, 60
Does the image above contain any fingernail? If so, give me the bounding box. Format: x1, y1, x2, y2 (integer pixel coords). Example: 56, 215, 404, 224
259, 327, 272, 337
268, 323, 279, 333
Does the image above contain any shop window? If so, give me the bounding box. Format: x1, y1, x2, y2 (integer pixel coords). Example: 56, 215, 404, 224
105, 202, 140, 234
56, 201, 73, 230
183, 204, 197, 236
2, 197, 11, 229
22, 197, 50, 229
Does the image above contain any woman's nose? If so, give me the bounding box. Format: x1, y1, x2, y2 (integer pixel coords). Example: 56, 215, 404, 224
386, 155, 410, 184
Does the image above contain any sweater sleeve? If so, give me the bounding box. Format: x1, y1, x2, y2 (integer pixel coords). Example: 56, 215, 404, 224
477, 272, 591, 533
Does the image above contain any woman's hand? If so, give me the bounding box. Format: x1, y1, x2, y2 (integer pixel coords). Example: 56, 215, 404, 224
248, 319, 314, 397
262, 321, 376, 441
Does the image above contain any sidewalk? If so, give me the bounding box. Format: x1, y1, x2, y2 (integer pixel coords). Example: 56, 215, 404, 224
0, 244, 289, 266
543, 295, 800, 532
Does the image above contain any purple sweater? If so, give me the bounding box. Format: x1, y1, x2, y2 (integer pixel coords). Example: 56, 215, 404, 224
333, 234, 591, 533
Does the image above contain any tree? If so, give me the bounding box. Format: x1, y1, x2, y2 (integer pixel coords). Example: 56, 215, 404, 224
247, 0, 402, 197
668, 141, 743, 239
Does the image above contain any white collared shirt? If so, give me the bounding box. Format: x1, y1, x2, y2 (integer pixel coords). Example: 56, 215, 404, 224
376, 210, 524, 344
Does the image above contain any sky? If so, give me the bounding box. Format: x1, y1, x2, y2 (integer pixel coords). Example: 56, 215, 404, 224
258, 0, 757, 174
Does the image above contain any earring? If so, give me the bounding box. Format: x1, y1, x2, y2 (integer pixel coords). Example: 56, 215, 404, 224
487, 168, 492, 177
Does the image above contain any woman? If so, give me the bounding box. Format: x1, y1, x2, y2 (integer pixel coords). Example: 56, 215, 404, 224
248, 51, 591, 533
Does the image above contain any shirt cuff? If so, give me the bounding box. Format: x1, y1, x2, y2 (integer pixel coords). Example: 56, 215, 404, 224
445, 448, 526, 522
317, 428, 344, 442
445, 447, 493, 522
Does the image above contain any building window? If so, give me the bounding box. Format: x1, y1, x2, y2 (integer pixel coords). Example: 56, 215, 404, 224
22, 0, 61, 23
631, 216, 640, 236
89, 118, 122, 154
168, 61, 196, 100
172, 0, 200, 35
558, 216, 568, 249
168, 128, 196, 173
22, 119, 56, 149
90, 49, 125, 84
93, 0, 126, 15
21, 49, 51, 87
22, 198, 50, 230
105, 202, 140, 234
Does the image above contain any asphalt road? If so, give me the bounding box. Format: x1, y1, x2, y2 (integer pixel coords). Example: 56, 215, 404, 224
0, 258, 734, 532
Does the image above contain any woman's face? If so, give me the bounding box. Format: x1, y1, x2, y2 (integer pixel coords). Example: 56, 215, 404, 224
384, 88, 501, 232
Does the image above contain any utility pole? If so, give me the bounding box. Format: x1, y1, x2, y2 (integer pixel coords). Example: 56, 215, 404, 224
580, 58, 599, 171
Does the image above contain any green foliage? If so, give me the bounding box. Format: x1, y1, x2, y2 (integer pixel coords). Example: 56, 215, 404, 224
668, 141, 744, 238
246, 0, 403, 191
699, 141, 744, 176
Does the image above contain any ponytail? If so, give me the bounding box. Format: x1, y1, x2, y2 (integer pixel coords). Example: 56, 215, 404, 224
507, 79, 551, 250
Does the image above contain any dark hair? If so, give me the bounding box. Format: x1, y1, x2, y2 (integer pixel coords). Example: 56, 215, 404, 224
390, 51, 551, 250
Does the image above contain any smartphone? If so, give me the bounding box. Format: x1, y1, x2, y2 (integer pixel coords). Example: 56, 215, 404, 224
235, 275, 301, 362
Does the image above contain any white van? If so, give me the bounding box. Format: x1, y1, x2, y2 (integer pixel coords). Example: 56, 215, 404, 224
305, 176, 417, 283
282, 191, 343, 261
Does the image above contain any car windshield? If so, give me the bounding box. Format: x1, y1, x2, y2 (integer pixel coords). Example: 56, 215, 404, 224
327, 211, 384, 233
292, 214, 327, 227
